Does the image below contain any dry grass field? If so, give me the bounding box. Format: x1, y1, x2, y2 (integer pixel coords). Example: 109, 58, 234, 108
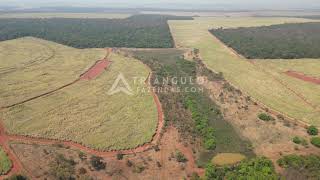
0, 39, 158, 150
0, 37, 106, 107
252, 59, 320, 124
212, 153, 246, 166
0, 147, 11, 175
0, 13, 131, 19
169, 17, 320, 125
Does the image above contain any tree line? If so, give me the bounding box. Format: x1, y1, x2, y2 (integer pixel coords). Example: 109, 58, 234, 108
0, 15, 192, 48
211, 22, 320, 59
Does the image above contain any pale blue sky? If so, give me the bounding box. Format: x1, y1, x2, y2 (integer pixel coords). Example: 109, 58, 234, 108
0, 0, 319, 10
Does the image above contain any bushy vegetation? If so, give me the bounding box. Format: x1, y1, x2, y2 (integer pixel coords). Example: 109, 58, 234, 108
184, 97, 216, 150
175, 150, 188, 163
211, 22, 320, 59
292, 136, 308, 146
126, 49, 253, 165
90, 156, 106, 171
278, 154, 320, 179
307, 125, 318, 136
204, 157, 279, 180
311, 137, 320, 148
0, 15, 192, 48
0, 148, 12, 175
258, 113, 274, 121
49, 154, 76, 179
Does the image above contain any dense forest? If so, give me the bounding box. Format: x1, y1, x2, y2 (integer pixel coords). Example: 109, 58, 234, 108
0, 15, 192, 48
211, 22, 320, 59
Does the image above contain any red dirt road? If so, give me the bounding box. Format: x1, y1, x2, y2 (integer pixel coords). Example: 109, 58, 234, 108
285, 70, 320, 85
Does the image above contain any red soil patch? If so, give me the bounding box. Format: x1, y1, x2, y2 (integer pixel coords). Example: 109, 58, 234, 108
285, 70, 320, 85
80, 48, 112, 80
80, 60, 112, 80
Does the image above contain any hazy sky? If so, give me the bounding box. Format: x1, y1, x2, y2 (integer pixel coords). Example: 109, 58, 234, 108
0, 0, 319, 10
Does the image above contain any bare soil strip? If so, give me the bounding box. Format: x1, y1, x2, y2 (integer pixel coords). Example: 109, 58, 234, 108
80, 60, 112, 80
285, 70, 320, 85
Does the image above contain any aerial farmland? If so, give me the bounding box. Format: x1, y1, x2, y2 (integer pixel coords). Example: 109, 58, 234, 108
1, 2, 320, 179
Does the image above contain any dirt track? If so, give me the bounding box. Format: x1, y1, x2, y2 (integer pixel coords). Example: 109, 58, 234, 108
0, 49, 165, 178
285, 70, 320, 85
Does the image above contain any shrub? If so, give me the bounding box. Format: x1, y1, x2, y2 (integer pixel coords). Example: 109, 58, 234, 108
116, 153, 124, 160
301, 138, 309, 147
90, 156, 106, 171
225, 157, 279, 179
78, 167, 87, 174
190, 172, 200, 180
307, 125, 318, 136
156, 161, 162, 168
293, 136, 309, 147
258, 113, 274, 121
204, 163, 219, 180
292, 136, 302, 144
78, 151, 86, 161
277, 154, 320, 179
133, 164, 145, 173
126, 160, 133, 167
154, 145, 160, 152
204, 138, 216, 150
175, 151, 188, 163
49, 154, 76, 179
311, 137, 320, 148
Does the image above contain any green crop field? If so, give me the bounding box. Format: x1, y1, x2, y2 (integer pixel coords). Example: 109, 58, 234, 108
0, 39, 158, 150
0, 37, 106, 107
0, 147, 11, 175
169, 17, 320, 125
0, 13, 131, 19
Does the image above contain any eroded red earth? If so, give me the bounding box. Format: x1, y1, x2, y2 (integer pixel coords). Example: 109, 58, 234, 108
285, 70, 320, 85
80, 60, 112, 80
